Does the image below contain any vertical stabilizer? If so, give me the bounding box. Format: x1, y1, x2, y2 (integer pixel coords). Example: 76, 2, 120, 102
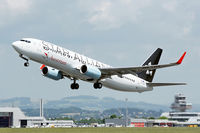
137, 48, 162, 82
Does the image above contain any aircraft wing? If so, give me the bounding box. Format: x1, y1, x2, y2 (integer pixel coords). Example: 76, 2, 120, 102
100, 52, 186, 78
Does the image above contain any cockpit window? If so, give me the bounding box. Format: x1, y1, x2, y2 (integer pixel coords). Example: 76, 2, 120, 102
20, 39, 31, 43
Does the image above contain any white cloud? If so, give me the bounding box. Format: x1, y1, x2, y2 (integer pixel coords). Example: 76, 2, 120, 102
162, 1, 178, 12
0, 0, 32, 15
0, 0, 33, 27
88, 1, 117, 30
78, 0, 198, 41
158, 1, 197, 38
80, 0, 152, 30
177, 11, 196, 37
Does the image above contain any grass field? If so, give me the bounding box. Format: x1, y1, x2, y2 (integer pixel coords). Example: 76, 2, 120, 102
0, 128, 200, 133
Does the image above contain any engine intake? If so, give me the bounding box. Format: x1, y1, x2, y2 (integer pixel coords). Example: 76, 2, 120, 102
80, 65, 101, 80
42, 66, 63, 80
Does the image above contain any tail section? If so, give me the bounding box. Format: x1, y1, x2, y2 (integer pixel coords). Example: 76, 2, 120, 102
137, 48, 162, 82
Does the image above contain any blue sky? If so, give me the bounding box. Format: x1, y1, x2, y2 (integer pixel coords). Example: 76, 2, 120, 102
0, 0, 199, 105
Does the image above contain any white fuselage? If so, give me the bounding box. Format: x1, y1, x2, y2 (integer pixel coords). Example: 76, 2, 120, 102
12, 38, 152, 92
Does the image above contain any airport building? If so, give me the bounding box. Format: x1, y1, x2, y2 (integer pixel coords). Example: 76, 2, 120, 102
0, 99, 75, 128
105, 118, 128, 127
105, 118, 177, 127
105, 94, 200, 127
161, 93, 200, 127
0, 107, 25, 128
0, 107, 45, 128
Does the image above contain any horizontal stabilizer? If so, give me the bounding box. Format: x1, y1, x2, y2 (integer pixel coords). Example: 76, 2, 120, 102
147, 83, 186, 87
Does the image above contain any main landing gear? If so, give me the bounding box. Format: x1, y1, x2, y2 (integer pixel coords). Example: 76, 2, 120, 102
19, 54, 29, 67
71, 79, 79, 90
93, 82, 102, 89
70, 80, 102, 90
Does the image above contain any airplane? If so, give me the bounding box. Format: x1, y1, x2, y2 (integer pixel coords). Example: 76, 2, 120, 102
12, 38, 186, 93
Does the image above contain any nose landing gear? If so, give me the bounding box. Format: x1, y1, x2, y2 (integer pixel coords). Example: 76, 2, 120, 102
19, 54, 29, 67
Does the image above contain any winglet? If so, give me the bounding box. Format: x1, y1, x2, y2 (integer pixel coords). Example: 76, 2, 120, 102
40, 64, 46, 70
176, 52, 186, 64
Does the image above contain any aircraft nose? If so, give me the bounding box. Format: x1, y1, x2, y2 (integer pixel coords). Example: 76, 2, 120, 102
12, 41, 21, 53
12, 41, 18, 49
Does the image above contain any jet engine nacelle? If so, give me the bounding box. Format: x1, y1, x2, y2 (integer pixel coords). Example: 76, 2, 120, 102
80, 65, 101, 80
41, 66, 63, 80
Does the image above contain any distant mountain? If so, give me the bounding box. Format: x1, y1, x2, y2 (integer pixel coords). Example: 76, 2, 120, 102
22, 107, 163, 120
0, 95, 169, 111
0, 97, 38, 108
1, 96, 199, 120
46, 95, 169, 111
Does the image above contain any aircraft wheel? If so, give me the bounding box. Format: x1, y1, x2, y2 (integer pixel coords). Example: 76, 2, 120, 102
24, 62, 29, 67
98, 83, 102, 89
71, 83, 75, 90
93, 83, 98, 89
94, 83, 102, 89
71, 83, 79, 90
75, 83, 79, 89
